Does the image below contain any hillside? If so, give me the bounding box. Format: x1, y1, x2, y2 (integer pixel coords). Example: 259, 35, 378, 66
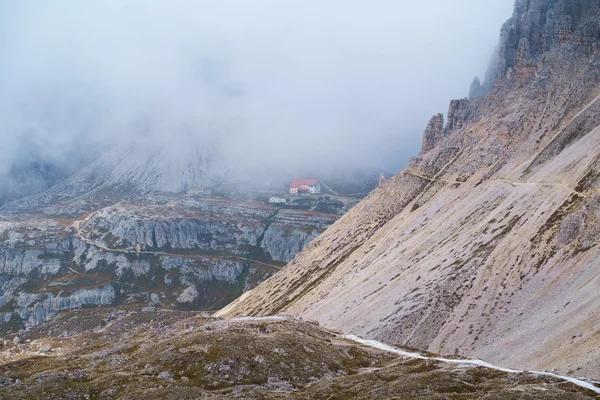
0, 308, 597, 399
218, 0, 600, 381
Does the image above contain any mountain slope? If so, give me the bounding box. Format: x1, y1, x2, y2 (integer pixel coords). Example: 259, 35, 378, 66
1, 143, 226, 211
218, 0, 600, 380
0, 309, 597, 399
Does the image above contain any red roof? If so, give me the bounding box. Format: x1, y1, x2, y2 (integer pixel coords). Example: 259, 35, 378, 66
290, 179, 318, 187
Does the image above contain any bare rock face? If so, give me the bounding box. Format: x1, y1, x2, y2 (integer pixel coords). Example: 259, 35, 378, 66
513, 37, 537, 84
0, 285, 116, 327
498, 0, 600, 85
418, 0, 600, 155
543, 7, 575, 48
421, 114, 444, 153
77, 201, 335, 264
420, 99, 475, 154
445, 99, 471, 133
261, 210, 335, 263
0, 196, 339, 330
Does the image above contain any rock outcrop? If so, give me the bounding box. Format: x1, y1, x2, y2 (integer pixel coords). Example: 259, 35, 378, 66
498, 0, 600, 85
176, 285, 199, 304
260, 210, 334, 263
77, 201, 335, 264
421, 114, 444, 152
445, 99, 471, 133
0, 195, 338, 329
420, 99, 474, 154
0, 285, 116, 327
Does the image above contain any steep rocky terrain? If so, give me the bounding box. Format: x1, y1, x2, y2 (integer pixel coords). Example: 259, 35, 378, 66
0, 194, 340, 331
219, 0, 600, 382
0, 308, 597, 399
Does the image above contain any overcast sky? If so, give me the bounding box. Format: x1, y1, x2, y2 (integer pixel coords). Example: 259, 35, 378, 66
0, 1, 515, 176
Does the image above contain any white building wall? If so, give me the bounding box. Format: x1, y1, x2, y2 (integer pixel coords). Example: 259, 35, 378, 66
308, 184, 321, 194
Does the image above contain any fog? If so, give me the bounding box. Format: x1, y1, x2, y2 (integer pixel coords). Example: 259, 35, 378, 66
0, 1, 514, 180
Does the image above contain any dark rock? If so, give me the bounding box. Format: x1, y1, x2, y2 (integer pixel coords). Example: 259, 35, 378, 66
498, 0, 600, 84
0, 377, 13, 387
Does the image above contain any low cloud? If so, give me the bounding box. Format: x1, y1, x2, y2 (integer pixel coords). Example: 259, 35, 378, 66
0, 0, 514, 179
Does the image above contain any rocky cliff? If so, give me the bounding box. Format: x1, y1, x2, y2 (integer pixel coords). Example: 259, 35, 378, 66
76, 200, 334, 264
499, 0, 600, 84
0, 119, 364, 331
218, 0, 600, 381
0, 196, 336, 330
421, 114, 444, 152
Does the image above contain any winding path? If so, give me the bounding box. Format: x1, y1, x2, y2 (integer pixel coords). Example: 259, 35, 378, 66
229, 315, 600, 395
403, 169, 592, 198
343, 334, 600, 395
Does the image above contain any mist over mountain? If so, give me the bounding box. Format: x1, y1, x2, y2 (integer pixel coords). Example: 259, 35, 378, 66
0, 1, 513, 201
4, 1, 600, 398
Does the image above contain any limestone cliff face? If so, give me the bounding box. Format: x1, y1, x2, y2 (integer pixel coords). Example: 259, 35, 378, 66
260, 210, 333, 263
445, 99, 471, 133
0, 197, 335, 329
499, 0, 600, 84
1, 285, 116, 327
218, 0, 600, 380
77, 201, 335, 264
420, 99, 474, 155
423, 0, 600, 156
468, 77, 488, 100
421, 114, 445, 153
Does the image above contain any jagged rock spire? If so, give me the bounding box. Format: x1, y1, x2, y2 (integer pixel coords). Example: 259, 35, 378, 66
421, 114, 444, 153
469, 77, 488, 100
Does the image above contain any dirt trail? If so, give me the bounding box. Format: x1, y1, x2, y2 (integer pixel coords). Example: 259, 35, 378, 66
343, 334, 600, 395
404, 169, 588, 196
230, 315, 600, 395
